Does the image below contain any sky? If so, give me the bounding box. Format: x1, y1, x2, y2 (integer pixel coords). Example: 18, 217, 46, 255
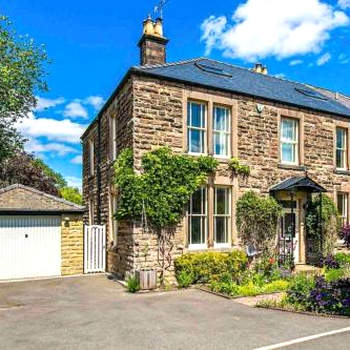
2, 0, 350, 190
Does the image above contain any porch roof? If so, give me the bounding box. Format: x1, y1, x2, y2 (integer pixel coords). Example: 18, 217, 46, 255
269, 176, 327, 194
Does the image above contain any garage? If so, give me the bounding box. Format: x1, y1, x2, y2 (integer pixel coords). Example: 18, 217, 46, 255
0, 184, 84, 280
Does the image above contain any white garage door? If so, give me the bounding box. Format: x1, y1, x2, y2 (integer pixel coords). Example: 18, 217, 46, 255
0, 216, 61, 280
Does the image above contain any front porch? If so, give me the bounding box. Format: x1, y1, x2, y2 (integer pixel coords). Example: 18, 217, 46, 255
270, 175, 327, 266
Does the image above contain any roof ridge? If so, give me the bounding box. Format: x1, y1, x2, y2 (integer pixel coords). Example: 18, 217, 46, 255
0, 184, 84, 209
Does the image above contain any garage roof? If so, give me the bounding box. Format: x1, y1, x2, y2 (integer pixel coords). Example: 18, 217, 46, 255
0, 184, 84, 214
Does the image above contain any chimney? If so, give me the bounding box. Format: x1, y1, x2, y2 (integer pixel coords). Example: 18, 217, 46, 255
138, 16, 169, 66
253, 63, 268, 75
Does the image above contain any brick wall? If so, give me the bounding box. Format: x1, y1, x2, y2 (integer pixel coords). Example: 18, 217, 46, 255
61, 214, 84, 275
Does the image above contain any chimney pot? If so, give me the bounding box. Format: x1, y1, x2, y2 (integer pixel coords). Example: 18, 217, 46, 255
154, 18, 164, 36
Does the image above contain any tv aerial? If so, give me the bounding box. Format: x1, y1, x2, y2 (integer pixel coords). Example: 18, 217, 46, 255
154, 0, 170, 19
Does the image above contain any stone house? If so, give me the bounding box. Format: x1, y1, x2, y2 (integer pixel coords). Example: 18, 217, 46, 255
81, 17, 350, 281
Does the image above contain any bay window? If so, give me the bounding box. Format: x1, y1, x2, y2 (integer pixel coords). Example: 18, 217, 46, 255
187, 101, 206, 154
213, 106, 231, 157
336, 127, 347, 170
280, 117, 299, 165
214, 187, 231, 246
188, 187, 207, 248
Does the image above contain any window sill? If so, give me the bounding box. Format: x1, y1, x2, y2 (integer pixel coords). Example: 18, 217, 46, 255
278, 164, 305, 171
188, 244, 207, 251
214, 243, 231, 249
334, 168, 350, 175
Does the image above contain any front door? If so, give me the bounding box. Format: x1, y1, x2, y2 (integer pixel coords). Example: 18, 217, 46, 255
280, 202, 300, 264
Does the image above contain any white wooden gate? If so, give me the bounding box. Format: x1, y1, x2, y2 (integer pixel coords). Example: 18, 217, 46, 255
84, 225, 106, 273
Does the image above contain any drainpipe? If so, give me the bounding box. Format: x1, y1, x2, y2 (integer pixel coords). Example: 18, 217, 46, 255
97, 116, 102, 224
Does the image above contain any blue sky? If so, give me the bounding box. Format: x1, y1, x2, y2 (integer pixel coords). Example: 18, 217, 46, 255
2, 0, 350, 189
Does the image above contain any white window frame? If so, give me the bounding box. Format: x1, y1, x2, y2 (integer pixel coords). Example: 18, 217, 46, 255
214, 187, 231, 248
213, 105, 231, 158
280, 117, 299, 165
89, 140, 95, 176
337, 192, 348, 227
187, 101, 207, 155
336, 127, 347, 170
188, 187, 207, 250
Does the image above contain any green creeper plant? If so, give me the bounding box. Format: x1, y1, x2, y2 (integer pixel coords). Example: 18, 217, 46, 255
114, 147, 218, 285
228, 158, 250, 178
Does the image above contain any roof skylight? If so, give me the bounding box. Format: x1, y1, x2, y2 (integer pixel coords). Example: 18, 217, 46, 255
295, 87, 327, 101
195, 62, 232, 77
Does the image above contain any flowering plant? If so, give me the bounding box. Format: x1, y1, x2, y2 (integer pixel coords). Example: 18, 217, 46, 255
340, 225, 350, 248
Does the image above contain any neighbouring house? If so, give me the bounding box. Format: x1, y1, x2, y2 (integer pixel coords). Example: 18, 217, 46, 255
81, 17, 350, 281
0, 184, 84, 280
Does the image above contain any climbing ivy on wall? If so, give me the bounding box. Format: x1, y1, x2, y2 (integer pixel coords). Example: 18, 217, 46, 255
114, 147, 219, 229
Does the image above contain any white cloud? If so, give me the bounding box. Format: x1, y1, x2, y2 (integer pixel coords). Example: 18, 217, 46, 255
85, 96, 104, 110
289, 59, 303, 66
25, 139, 78, 156
274, 73, 287, 79
71, 155, 82, 164
35, 97, 65, 112
317, 52, 331, 65
63, 101, 88, 119
65, 176, 82, 191
339, 53, 350, 63
338, 0, 350, 10
16, 112, 86, 144
201, 0, 349, 61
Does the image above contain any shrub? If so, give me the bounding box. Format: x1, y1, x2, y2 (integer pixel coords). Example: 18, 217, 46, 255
236, 191, 282, 255
176, 270, 194, 288
305, 195, 339, 256
340, 225, 350, 248
324, 268, 346, 282
174, 251, 248, 285
254, 255, 281, 282
228, 158, 250, 178
126, 275, 140, 293
308, 276, 350, 315
286, 273, 315, 306
323, 254, 340, 270
334, 252, 350, 267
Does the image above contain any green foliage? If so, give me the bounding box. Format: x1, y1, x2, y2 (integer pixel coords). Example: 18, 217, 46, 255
114, 147, 218, 229
126, 275, 140, 293
305, 195, 339, 256
0, 16, 48, 122
174, 251, 248, 285
334, 253, 350, 267
236, 191, 282, 254
176, 270, 194, 288
210, 279, 289, 297
228, 158, 250, 178
285, 273, 316, 306
324, 268, 348, 282
33, 158, 67, 189
60, 187, 82, 205
0, 123, 25, 165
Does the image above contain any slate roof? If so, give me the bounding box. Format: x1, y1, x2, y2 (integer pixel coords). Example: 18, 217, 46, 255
269, 177, 326, 193
131, 58, 350, 118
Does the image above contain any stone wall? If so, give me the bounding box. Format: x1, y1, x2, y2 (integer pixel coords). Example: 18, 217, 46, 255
61, 214, 84, 275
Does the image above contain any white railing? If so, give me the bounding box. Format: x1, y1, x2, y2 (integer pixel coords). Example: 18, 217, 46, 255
84, 225, 106, 273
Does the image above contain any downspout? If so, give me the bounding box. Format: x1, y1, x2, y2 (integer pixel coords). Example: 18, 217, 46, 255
97, 116, 102, 224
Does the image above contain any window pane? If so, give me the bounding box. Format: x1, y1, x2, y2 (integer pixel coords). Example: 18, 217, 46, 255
190, 217, 202, 244
281, 143, 294, 163
281, 119, 296, 140
336, 149, 344, 168
191, 189, 202, 214
189, 129, 204, 153
215, 188, 228, 214
337, 194, 344, 215
188, 102, 204, 128
214, 107, 228, 131
214, 132, 225, 156
337, 128, 345, 149
215, 217, 226, 244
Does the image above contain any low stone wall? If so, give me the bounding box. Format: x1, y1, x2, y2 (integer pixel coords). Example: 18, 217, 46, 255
61, 214, 84, 276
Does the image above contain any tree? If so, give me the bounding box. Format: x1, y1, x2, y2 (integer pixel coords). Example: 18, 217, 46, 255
0, 152, 59, 196
59, 187, 82, 205
0, 16, 48, 122
33, 158, 67, 189
0, 15, 48, 165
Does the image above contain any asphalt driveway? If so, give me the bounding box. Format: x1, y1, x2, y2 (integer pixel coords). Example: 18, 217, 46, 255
0, 275, 349, 350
